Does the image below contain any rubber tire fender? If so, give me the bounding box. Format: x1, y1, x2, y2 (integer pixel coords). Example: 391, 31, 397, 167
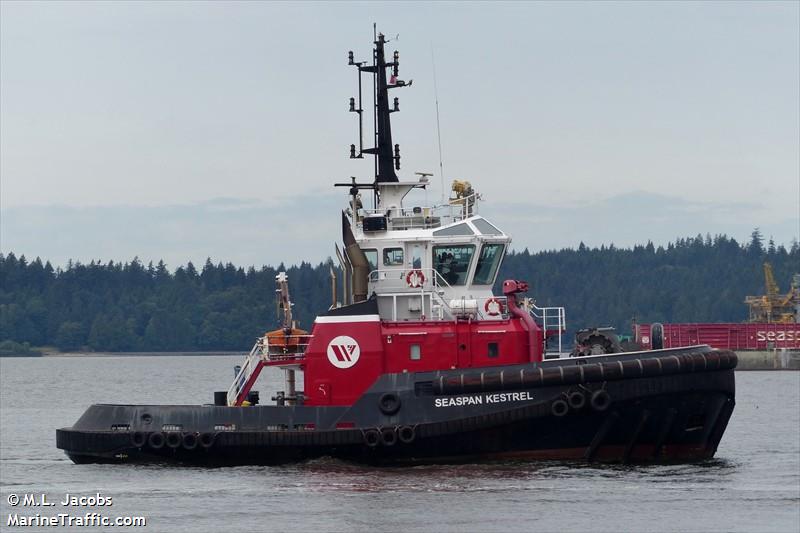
182, 433, 198, 450
567, 390, 586, 410
363, 428, 381, 448
380, 427, 398, 447
199, 432, 216, 449
148, 432, 165, 449
397, 425, 416, 444
551, 398, 569, 417
378, 392, 401, 416
590, 389, 612, 412
166, 432, 182, 448
131, 431, 147, 448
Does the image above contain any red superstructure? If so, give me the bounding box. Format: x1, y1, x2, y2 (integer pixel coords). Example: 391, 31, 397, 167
635, 323, 800, 351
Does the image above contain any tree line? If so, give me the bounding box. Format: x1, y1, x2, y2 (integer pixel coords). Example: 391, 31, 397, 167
0, 230, 797, 354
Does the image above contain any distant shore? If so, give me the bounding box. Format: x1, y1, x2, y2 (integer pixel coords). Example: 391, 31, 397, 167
1, 351, 244, 358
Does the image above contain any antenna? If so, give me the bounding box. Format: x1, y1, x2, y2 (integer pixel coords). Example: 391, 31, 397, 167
431, 44, 445, 204
343, 29, 414, 207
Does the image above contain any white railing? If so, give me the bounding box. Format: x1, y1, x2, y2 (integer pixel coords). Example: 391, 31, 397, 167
226, 341, 262, 406
526, 300, 567, 356
226, 334, 312, 406
369, 267, 450, 292
370, 267, 449, 321
358, 193, 480, 231
369, 267, 511, 322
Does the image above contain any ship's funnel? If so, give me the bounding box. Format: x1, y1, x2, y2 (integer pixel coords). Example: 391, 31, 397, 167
342, 211, 369, 302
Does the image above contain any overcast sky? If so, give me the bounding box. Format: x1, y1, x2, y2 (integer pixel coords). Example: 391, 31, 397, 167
1, 1, 798, 269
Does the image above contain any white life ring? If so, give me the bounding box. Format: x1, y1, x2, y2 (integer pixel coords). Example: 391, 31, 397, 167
484, 297, 504, 316
406, 269, 426, 288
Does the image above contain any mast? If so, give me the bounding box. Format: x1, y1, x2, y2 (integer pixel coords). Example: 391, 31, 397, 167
345, 31, 412, 204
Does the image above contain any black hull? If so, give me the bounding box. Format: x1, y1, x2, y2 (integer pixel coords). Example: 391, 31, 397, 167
57, 346, 736, 466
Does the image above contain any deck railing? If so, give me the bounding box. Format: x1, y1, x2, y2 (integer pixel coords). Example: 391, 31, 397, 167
226, 334, 312, 406
358, 193, 480, 231
526, 300, 567, 356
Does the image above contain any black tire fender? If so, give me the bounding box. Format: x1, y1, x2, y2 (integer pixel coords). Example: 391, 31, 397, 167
147, 432, 165, 449
590, 389, 612, 412
131, 431, 147, 448
380, 427, 397, 446
182, 433, 198, 450
378, 393, 401, 416
199, 432, 216, 449
567, 390, 586, 410
551, 398, 569, 417
363, 428, 381, 448
166, 432, 182, 448
398, 425, 416, 444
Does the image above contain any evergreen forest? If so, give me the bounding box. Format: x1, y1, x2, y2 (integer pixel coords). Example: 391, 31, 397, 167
1, 230, 797, 354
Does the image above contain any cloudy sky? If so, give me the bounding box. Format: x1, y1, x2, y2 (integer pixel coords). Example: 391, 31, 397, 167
1, 1, 798, 269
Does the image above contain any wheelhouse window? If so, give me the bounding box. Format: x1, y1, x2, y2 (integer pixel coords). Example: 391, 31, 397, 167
383, 248, 404, 266
433, 245, 475, 286
473, 244, 504, 285
363, 249, 378, 272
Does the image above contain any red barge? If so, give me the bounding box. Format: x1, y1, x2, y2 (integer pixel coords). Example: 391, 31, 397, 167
57, 32, 737, 466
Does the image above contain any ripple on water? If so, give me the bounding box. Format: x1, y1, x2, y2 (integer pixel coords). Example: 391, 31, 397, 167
1, 357, 798, 533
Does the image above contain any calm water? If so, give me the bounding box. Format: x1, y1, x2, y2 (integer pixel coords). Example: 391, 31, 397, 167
1, 355, 798, 532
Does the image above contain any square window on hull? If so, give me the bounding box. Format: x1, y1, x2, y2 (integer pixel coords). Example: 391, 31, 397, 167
410, 344, 421, 360
488, 342, 499, 358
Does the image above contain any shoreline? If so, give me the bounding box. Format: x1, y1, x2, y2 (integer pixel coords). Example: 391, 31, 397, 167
2, 350, 797, 369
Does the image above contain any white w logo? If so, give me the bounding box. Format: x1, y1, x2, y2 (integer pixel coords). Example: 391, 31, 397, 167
326, 336, 360, 368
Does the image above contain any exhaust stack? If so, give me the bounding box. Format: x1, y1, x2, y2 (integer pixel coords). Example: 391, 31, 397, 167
342, 211, 369, 302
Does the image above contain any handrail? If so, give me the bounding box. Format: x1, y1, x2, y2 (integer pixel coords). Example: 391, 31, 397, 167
369, 266, 511, 321
226, 334, 314, 406
368, 267, 453, 292
525, 299, 567, 356
226, 341, 261, 406
357, 194, 481, 231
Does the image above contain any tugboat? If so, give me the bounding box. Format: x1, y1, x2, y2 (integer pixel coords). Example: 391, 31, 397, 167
57, 32, 736, 466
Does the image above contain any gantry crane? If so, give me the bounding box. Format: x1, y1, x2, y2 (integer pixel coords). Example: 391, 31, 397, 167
745, 263, 800, 323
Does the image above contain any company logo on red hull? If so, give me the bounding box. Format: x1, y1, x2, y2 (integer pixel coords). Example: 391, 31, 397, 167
327, 335, 360, 368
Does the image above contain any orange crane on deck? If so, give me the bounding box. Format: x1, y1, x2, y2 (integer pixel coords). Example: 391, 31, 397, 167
745, 263, 800, 323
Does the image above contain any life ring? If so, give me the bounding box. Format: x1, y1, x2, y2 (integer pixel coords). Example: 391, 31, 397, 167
484, 297, 504, 316
406, 269, 426, 288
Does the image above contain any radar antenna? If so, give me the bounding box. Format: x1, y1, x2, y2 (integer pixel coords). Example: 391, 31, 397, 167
343, 30, 413, 206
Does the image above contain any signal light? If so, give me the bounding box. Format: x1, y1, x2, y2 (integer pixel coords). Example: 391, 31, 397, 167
349, 97, 356, 112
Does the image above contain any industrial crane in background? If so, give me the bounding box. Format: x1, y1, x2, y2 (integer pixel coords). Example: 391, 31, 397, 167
745, 263, 800, 323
